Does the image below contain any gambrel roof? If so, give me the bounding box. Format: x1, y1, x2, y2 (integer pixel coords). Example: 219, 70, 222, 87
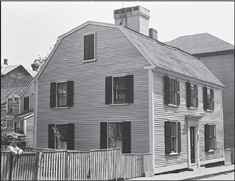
164, 33, 234, 55
22, 21, 224, 96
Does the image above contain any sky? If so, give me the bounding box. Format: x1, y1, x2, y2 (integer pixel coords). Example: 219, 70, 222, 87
1, 1, 234, 70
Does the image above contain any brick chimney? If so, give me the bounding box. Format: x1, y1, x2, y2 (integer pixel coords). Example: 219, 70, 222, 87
4, 59, 8, 65
114, 5, 150, 36
149, 28, 158, 40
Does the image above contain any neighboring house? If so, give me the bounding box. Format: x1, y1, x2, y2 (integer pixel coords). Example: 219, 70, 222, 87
1, 59, 37, 147
165, 33, 234, 149
27, 5, 225, 174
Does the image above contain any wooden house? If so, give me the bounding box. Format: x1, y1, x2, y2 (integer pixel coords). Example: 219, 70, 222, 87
165, 33, 234, 149
28, 5, 225, 173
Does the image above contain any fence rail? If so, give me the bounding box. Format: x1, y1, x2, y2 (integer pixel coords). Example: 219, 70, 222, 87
1, 148, 153, 180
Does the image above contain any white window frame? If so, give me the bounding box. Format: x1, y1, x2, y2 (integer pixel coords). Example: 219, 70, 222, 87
23, 96, 30, 111
169, 121, 179, 154
56, 81, 68, 108
7, 98, 13, 113
188, 82, 198, 109
82, 32, 97, 63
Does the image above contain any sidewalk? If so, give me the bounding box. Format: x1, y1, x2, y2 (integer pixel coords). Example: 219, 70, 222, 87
129, 164, 234, 180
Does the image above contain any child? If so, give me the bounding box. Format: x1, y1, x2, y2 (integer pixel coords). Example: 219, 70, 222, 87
7, 138, 23, 155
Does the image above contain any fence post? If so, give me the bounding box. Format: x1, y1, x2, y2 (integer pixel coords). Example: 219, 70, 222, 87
65, 150, 68, 180
9, 154, 13, 181
141, 154, 145, 177
35, 152, 42, 180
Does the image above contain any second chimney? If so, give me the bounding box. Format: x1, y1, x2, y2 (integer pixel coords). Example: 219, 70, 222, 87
114, 5, 150, 36
4, 59, 8, 65
149, 28, 158, 40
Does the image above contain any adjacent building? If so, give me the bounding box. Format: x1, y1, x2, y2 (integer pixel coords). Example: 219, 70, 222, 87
165, 33, 234, 149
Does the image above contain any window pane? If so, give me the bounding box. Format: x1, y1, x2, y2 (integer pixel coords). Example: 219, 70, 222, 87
114, 77, 126, 104
108, 122, 122, 149
57, 82, 67, 107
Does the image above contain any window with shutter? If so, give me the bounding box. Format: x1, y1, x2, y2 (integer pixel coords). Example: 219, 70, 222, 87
186, 82, 198, 108
50, 81, 74, 108
83, 33, 96, 61
105, 75, 134, 105
23, 96, 30, 111
7, 98, 13, 113
164, 76, 180, 106
165, 121, 181, 155
101, 121, 131, 153
204, 124, 216, 152
203, 87, 214, 111
48, 123, 74, 150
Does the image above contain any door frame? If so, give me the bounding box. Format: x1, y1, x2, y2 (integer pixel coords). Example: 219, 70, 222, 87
186, 115, 203, 168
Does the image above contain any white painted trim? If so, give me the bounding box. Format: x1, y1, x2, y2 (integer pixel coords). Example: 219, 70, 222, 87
200, 157, 224, 166
19, 99, 21, 114
110, 103, 128, 106
220, 90, 225, 160
148, 69, 155, 170
33, 80, 38, 148
24, 119, 27, 135
144, 65, 155, 70
82, 31, 97, 62
154, 163, 188, 174
24, 113, 34, 119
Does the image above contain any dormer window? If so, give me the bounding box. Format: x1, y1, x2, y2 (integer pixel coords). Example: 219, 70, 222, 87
83, 33, 96, 62
7, 98, 13, 113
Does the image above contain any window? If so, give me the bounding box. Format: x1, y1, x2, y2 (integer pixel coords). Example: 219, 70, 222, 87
50, 81, 74, 108
100, 121, 131, 153
23, 96, 30, 111
48, 123, 74, 150
105, 75, 134, 104
14, 121, 20, 133
164, 76, 180, 106
7, 98, 13, 113
203, 87, 214, 111
165, 121, 181, 154
205, 124, 216, 152
84, 33, 95, 61
186, 82, 198, 108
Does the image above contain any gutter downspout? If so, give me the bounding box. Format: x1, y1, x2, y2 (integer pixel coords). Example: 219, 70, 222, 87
148, 68, 155, 172
33, 80, 38, 148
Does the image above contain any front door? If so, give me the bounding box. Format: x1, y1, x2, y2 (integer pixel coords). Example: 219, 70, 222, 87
190, 127, 195, 163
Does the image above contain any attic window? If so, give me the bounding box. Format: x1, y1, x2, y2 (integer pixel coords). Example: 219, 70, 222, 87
133, 6, 139, 11
83, 32, 96, 62
114, 10, 119, 14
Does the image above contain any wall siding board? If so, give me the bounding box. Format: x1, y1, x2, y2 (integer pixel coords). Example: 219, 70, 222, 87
153, 71, 224, 169
37, 24, 150, 153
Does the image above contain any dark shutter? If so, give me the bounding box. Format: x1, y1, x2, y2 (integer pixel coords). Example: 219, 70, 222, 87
165, 121, 171, 154
24, 97, 29, 110
210, 89, 214, 110
164, 76, 170, 105
176, 80, 180, 106
195, 85, 198, 108
67, 123, 74, 150
186, 82, 191, 108
122, 121, 131, 153
178, 122, 181, 153
84, 35, 89, 60
203, 87, 208, 111
205, 124, 209, 152
126, 75, 134, 103
100, 122, 107, 149
105, 77, 112, 104
67, 81, 74, 107
48, 124, 55, 148
50, 82, 56, 108
88, 34, 94, 60
213, 125, 216, 150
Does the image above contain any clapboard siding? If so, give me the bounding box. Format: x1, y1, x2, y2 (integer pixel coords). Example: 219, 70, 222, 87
153, 71, 223, 169
26, 116, 34, 147
199, 53, 234, 149
37, 24, 150, 153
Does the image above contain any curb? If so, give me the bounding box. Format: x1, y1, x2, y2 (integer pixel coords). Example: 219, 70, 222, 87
180, 168, 234, 180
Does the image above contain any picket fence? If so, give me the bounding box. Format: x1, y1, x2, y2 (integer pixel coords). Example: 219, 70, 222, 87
1, 148, 154, 180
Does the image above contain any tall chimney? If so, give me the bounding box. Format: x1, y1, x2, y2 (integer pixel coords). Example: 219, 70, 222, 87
114, 5, 150, 36
4, 59, 8, 65
149, 28, 158, 40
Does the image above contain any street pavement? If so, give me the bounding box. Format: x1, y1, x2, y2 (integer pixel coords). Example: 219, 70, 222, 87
198, 172, 234, 180
129, 164, 234, 180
